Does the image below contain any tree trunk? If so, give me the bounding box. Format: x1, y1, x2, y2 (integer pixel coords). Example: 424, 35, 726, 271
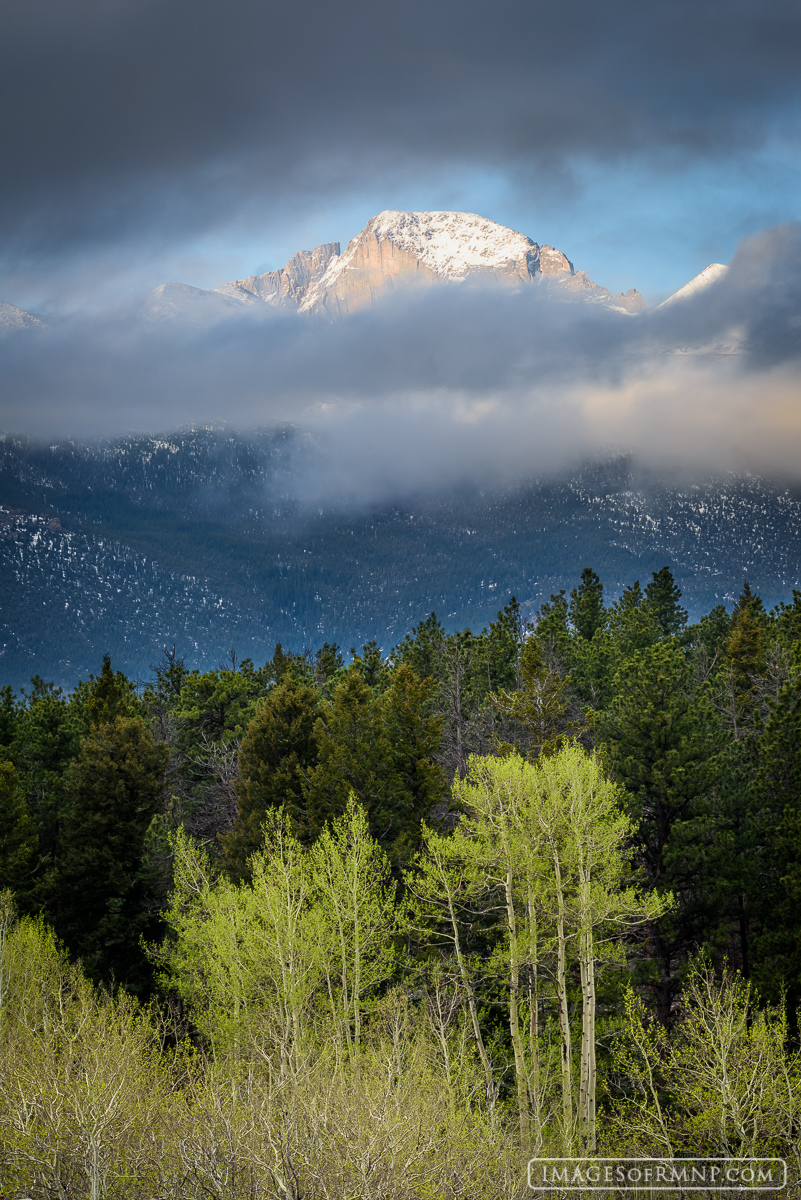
505, 866, 529, 1143
553, 855, 573, 1148
445, 886, 496, 1116
526, 901, 543, 1150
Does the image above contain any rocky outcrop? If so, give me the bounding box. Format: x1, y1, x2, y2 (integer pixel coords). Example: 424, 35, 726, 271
610, 288, 649, 314
217, 243, 340, 308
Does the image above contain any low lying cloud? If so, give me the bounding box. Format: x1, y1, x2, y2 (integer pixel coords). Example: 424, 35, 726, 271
2, 224, 801, 504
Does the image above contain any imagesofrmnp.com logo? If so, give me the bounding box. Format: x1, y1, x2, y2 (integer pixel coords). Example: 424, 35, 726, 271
527, 1158, 787, 1191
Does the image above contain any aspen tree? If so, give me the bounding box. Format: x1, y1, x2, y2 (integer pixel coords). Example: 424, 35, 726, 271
451, 746, 667, 1153
411, 823, 499, 1118
534, 745, 667, 1151
308, 795, 397, 1056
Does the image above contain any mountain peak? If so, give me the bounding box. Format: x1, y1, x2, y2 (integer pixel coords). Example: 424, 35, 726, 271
217, 242, 340, 309
0, 299, 44, 331
356, 209, 569, 280
205, 210, 647, 321
658, 263, 728, 308
298, 209, 576, 317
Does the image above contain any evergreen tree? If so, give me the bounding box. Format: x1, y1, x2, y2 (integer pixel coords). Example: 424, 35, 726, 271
570, 586, 660, 711
148, 645, 189, 702
304, 669, 386, 836
221, 674, 321, 879
175, 660, 266, 747
315, 642, 343, 686
0, 756, 36, 899
595, 641, 718, 1024
472, 598, 524, 696
748, 661, 801, 1010
535, 591, 571, 660
57, 716, 169, 992
718, 586, 767, 741
644, 567, 688, 637
84, 654, 138, 727
11, 680, 83, 912
304, 665, 444, 859
349, 640, 387, 689
395, 612, 446, 683
688, 604, 732, 677
262, 644, 315, 687
615, 580, 645, 613
569, 568, 606, 641
0, 685, 18, 750
773, 589, 801, 650
492, 635, 583, 759
375, 664, 446, 855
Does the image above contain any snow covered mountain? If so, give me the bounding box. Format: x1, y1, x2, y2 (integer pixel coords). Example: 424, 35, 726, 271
142, 281, 259, 323
210, 210, 649, 320
1, 217, 736, 332
657, 263, 729, 308
0, 299, 44, 331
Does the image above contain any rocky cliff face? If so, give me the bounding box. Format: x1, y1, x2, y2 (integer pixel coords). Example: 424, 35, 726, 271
217, 243, 340, 308
298, 210, 578, 317
207, 209, 649, 320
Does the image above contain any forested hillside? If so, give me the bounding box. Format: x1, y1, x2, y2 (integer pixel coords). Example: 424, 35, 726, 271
4, 428, 801, 688
1, 568, 800, 1195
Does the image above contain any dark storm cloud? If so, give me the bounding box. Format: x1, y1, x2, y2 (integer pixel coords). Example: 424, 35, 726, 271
2, 224, 801, 500
2, 0, 801, 259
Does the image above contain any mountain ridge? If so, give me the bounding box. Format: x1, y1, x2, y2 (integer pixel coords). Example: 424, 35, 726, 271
212, 210, 650, 320
1, 213, 733, 327
2, 428, 800, 689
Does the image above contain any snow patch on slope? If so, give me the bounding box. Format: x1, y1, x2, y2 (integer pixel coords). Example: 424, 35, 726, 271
658, 263, 728, 308
365, 210, 544, 278
0, 300, 44, 331
143, 282, 256, 323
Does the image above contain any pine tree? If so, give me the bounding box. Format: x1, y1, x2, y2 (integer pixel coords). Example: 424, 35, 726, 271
349, 640, 387, 689
492, 635, 583, 759
314, 642, 343, 686
175, 660, 266, 747
535, 592, 571, 660
303, 669, 386, 836
569, 568, 606, 641
304, 665, 444, 860
472, 598, 524, 696
375, 663, 446, 854
718, 586, 767, 741
644, 567, 688, 637
395, 612, 447, 682
595, 641, 718, 1024
11, 681, 83, 913
0, 685, 18, 751
688, 604, 732, 678
0, 756, 36, 899
56, 716, 169, 992
748, 661, 801, 1010
221, 674, 321, 879
84, 654, 137, 727
774, 589, 801, 650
